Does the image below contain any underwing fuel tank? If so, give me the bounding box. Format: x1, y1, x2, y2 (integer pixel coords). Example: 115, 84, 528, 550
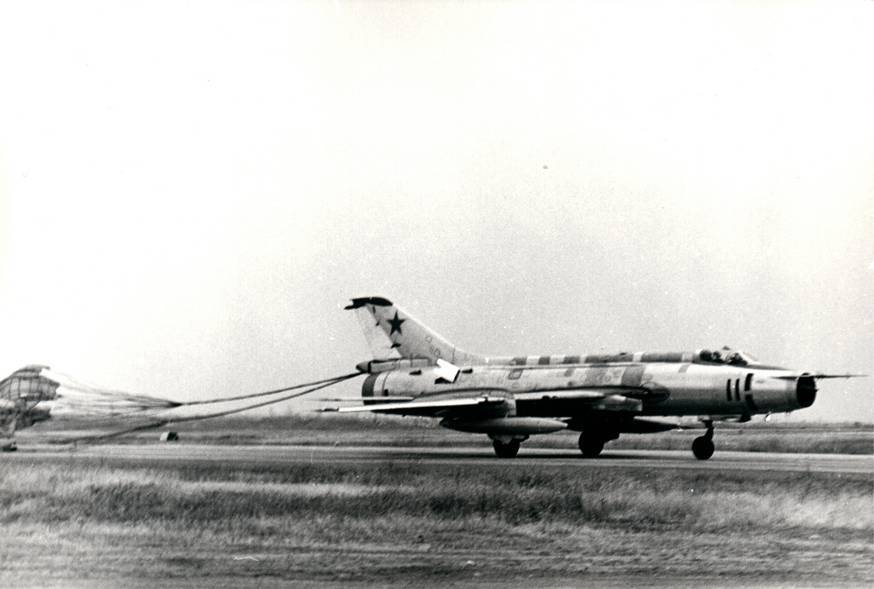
440, 417, 568, 435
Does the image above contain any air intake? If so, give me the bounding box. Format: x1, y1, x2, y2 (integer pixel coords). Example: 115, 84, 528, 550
796, 375, 817, 408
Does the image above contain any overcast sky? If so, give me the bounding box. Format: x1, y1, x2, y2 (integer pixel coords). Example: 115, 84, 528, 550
1, 1, 872, 422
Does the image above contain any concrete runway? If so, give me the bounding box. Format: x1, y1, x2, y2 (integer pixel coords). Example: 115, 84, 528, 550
7, 443, 873, 474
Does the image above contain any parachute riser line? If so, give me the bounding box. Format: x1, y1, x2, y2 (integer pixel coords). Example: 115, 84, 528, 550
57, 372, 362, 444
165, 373, 360, 422
176, 372, 362, 406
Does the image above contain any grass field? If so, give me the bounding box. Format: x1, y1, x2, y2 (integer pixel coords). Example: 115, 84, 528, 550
5, 416, 871, 586
1, 453, 872, 587
26, 413, 874, 455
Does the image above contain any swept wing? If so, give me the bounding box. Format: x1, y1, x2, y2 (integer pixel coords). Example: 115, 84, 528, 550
334, 386, 654, 418
337, 396, 506, 414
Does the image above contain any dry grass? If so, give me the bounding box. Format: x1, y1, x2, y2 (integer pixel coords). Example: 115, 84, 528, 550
1, 459, 871, 534
1, 456, 871, 587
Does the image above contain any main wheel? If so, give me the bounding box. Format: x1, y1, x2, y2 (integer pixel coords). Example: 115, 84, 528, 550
692, 436, 715, 460
493, 438, 521, 458
578, 432, 605, 458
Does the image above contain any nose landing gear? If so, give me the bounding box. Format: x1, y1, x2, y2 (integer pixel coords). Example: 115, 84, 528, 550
692, 421, 715, 460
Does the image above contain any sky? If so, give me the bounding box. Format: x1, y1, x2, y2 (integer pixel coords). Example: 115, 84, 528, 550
1, 1, 872, 422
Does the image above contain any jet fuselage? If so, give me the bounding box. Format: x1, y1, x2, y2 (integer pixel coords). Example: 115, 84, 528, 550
361, 361, 815, 419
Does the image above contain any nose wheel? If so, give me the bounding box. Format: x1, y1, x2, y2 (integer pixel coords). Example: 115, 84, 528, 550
692, 421, 715, 460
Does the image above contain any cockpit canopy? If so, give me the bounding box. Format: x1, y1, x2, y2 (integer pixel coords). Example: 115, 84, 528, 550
695, 347, 758, 366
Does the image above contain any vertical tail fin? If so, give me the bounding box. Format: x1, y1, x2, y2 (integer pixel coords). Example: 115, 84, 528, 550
345, 296, 484, 365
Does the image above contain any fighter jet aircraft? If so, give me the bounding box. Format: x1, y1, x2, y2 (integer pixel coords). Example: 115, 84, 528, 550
0, 365, 60, 451
334, 297, 862, 459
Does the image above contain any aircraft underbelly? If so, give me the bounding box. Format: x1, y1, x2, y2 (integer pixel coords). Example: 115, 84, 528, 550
641, 398, 718, 416
515, 398, 593, 417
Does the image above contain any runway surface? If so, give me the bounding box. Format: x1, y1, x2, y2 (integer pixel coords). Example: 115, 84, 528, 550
7, 443, 873, 474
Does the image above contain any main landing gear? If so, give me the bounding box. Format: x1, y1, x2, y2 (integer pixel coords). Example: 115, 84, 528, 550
578, 432, 604, 458
692, 421, 715, 460
492, 438, 520, 458
490, 435, 526, 458
577, 429, 619, 458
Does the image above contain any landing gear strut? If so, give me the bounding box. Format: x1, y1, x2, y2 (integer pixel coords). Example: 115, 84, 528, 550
492, 437, 522, 458
692, 421, 715, 460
